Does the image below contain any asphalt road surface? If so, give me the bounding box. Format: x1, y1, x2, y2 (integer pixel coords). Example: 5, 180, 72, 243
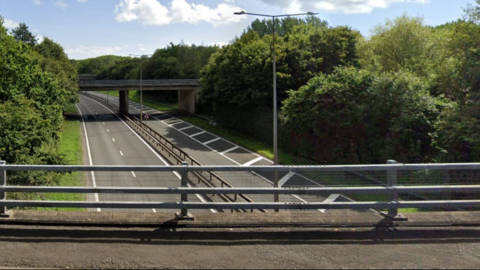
77, 95, 209, 213
79, 93, 375, 216
85, 93, 331, 205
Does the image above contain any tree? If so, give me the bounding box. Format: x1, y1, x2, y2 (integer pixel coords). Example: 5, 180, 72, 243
358, 15, 446, 77
11, 22, 37, 47
0, 17, 7, 39
35, 37, 79, 105
464, 0, 480, 23
281, 67, 444, 164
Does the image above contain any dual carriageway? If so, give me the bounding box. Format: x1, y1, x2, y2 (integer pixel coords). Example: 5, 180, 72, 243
77, 92, 336, 213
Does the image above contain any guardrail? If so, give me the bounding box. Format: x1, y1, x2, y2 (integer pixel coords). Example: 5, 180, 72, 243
2, 163, 480, 218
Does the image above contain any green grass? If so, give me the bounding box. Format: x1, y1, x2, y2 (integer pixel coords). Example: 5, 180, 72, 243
64, 103, 78, 114
39, 104, 86, 211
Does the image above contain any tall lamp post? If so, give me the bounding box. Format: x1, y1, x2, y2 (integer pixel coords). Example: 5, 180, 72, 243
234, 11, 318, 206
130, 54, 152, 124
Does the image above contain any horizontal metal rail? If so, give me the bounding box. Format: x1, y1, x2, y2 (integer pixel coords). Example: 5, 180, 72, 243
5, 164, 480, 172
4, 185, 480, 195
0, 200, 479, 210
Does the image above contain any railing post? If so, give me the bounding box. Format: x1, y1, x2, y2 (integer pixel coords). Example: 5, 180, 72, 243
387, 160, 398, 217
0, 161, 9, 217
176, 161, 194, 220
382, 160, 407, 221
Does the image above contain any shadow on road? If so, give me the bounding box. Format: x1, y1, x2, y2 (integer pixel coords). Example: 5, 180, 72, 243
0, 225, 479, 246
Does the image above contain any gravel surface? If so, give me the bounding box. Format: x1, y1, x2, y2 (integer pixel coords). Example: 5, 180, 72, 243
0, 225, 479, 269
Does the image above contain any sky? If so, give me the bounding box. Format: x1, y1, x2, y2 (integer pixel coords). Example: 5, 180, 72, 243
0, 0, 474, 60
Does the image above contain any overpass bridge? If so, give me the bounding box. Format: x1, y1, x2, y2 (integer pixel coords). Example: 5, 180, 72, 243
78, 79, 201, 114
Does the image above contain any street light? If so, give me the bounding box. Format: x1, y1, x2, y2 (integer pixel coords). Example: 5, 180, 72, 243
234, 10, 318, 206
129, 54, 152, 124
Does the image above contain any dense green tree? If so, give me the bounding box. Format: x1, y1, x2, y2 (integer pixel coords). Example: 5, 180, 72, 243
35, 37, 79, 104
358, 15, 448, 78
0, 17, 70, 166
200, 22, 361, 111
246, 16, 327, 38
281, 67, 444, 164
11, 22, 37, 47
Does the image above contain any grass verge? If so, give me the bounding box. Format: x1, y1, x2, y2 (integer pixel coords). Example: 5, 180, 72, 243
39, 105, 85, 211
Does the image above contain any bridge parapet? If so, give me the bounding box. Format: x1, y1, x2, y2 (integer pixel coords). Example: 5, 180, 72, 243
78, 79, 200, 88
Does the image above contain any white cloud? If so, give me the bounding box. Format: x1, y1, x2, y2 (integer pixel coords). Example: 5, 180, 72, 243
3, 18, 19, 29
258, 0, 430, 14
32, 0, 41, 5
210, 41, 228, 47
138, 43, 146, 51
78, 0, 88, 3
115, 0, 246, 26
36, 35, 45, 44
66, 45, 124, 59
55, 0, 68, 9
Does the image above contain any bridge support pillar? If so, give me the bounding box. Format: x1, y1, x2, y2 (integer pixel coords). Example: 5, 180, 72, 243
178, 88, 199, 115
119, 90, 129, 115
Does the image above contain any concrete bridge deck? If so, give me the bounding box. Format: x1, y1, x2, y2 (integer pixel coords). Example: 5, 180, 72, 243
78, 79, 201, 91
78, 79, 201, 114
2, 210, 480, 228
0, 211, 479, 269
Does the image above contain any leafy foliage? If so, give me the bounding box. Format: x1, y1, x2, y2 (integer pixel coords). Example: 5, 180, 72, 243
0, 18, 75, 171
11, 22, 37, 48
281, 67, 444, 164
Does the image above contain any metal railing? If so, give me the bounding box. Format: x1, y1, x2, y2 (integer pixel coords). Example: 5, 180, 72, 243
2, 163, 480, 215
78, 79, 200, 88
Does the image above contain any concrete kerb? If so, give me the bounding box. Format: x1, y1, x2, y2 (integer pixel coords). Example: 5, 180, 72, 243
2, 211, 480, 228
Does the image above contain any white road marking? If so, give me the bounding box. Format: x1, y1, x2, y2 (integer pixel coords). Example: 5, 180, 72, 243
178, 126, 193, 131
112, 138, 115, 142
279, 172, 295, 187
242, 156, 263, 167
107, 129, 110, 133
131, 171, 136, 177
191, 131, 206, 137
166, 121, 182, 126
204, 137, 221, 145
221, 146, 239, 155
76, 104, 101, 212
83, 95, 216, 213
119, 151, 124, 156
103, 122, 105, 125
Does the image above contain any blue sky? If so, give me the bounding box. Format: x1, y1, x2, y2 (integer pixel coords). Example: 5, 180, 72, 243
0, 0, 473, 59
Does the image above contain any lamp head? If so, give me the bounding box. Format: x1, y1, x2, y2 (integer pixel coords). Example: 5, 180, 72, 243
234, 10, 246, 15
306, 11, 318, 16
